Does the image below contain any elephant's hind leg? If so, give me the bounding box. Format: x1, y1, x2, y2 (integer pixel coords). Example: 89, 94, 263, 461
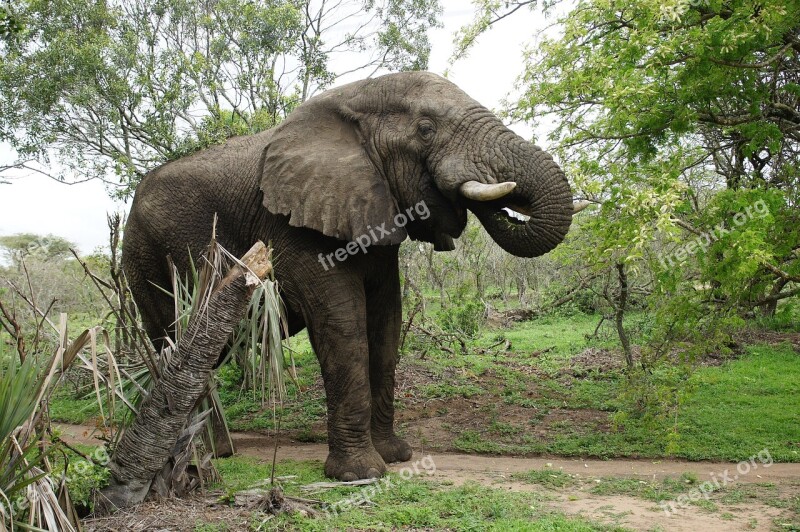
122, 222, 174, 351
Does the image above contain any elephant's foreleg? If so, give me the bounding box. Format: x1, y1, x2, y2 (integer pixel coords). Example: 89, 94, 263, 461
366, 260, 413, 464
303, 277, 386, 481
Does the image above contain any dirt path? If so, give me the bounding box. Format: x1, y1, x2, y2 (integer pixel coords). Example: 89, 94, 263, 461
60, 425, 800, 531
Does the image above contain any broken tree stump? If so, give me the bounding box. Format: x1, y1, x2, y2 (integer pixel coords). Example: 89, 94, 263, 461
99, 241, 272, 511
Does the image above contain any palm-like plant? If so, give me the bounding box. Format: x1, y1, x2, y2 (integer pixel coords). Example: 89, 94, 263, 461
0, 354, 45, 531
0, 231, 288, 524
0, 319, 109, 531
0, 307, 130, 532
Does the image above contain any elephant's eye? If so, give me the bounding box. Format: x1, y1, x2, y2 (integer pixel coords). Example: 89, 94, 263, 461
417, 121, 436, 141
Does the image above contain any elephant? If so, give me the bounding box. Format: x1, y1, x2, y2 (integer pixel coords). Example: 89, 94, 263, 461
121, 71, 577, 481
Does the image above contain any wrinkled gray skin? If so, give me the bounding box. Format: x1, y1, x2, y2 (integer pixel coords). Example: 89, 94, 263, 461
122, 72, 574, 481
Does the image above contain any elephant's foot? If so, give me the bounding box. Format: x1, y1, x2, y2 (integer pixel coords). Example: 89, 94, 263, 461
373, 435, 412, 464
324, 447, 387, 481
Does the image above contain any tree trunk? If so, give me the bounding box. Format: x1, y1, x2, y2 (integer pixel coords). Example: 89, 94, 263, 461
615, 263, 633, 370
761, 277, 788, 317
99, 242, 272, 511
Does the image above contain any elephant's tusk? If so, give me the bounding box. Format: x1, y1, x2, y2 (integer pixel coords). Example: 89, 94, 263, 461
459, 181, 517, 201
572, 200, 592, 214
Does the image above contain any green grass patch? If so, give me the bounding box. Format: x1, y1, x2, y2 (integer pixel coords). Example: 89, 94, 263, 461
513, 468, 578, 489
480, 313, 607, 370
418, 381, 485, 399
213, 456, 622, 531
50, 397, 102, 424
668, 344, 800, 462
445, 341, 800, 462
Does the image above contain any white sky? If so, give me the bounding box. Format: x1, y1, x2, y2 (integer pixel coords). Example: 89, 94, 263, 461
0, 1, 546, 256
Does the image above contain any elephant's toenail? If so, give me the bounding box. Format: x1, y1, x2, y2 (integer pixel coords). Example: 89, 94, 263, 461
340, 472, 358, 482
366, 468, 381, 478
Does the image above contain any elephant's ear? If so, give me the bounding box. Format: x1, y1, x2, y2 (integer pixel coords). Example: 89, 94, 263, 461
260, 95, 406, 244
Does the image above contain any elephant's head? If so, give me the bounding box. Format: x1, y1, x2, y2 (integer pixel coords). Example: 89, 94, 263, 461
260, 72, 574, 257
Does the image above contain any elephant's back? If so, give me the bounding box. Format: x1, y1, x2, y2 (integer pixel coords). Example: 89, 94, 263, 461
124, 130, 272, 285
134, 131, 270, 225
133, 131, 270, 204
123, 130, 276, 344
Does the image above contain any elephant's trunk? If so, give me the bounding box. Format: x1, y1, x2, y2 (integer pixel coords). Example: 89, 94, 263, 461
461, 140, 574, 258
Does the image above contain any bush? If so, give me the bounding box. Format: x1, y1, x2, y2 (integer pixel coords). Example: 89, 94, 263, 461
612, 363, 696, 455
437, 299, 484, 338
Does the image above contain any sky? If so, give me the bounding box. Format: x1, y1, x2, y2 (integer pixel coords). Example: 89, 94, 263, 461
0, 1, 546, 256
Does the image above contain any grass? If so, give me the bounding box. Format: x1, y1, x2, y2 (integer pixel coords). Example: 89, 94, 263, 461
211, 456, 621, 531
512, 468, 578, 488
670, 344, 800, 461
512, 468, 799, 525
49, 314, 800, 463
50, 396, 102, 424
483, 313, 612, 371
587, 473, 698, 503
425, 312, 798, 462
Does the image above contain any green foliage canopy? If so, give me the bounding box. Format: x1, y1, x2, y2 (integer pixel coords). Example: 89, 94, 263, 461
0, 2, 22, 40
419, 0, 800, 364
0, 0, 441, 196
455, 0, 799, 360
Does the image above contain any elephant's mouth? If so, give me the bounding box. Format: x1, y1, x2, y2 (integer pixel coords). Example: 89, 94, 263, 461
502, 208, 531, 222
501, 201, 534, 223
458, 178, 536, 220
432, 202, 467, 250
458, 179, 574, 258
406, 173, 468, 251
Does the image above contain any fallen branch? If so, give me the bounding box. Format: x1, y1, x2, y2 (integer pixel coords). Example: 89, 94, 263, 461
542, 272, 604, 312
530, 346, 555, 357
746, 287, 800, 308
300, 478, 380, 491
242, 486, 322, 517
762, 262, 800, 283
411, 324, 468, 356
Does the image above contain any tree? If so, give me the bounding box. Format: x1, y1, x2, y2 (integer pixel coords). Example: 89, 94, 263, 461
0, 1, 22, 40
102, 241, 272, 510
456, 0, 799, 344
0, 0, 441, 196
0, 233, 76, 266
0, 233, 112, 337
